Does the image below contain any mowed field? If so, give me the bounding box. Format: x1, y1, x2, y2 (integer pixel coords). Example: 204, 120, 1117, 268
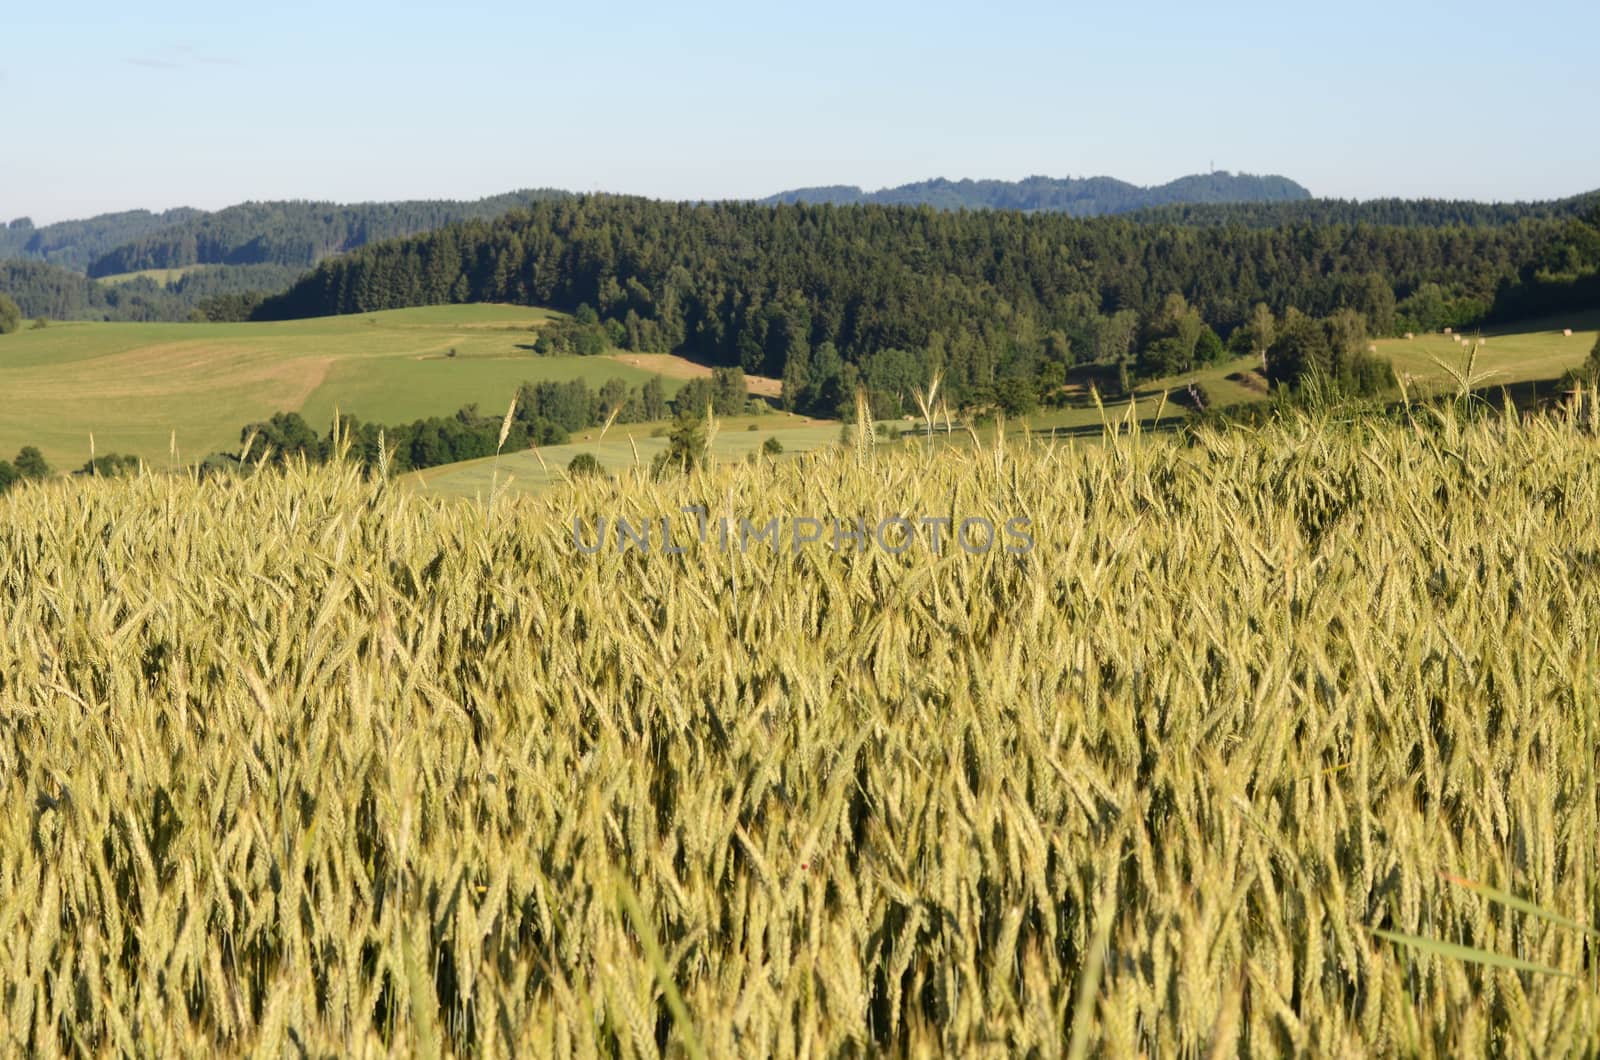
1027, 309, 1600, 432
414, 312, 1600, 497
1, 305, 686, 468
1381, 309, 1600, 394
408, 413, 844, 498
94, 266, 212, 286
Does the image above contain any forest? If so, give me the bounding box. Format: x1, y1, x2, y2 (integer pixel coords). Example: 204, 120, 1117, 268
81, 190, 572, 276
1124, 189, 1600, 228
0, 208, 204, 271
251, 194, 1600, 415
760, 171, 1311, 213
0, 260, 305, 322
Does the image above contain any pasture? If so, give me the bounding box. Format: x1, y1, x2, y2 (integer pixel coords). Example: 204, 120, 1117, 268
407, 413, 843, 498
94, 266, 212, 286
0, 305, 681, 468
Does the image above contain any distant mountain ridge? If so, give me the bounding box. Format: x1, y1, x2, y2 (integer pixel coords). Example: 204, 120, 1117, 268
0, 208, 204, 272
83, 190, 572, 277
1, 191, 572, 279
758, 171, 1313, 214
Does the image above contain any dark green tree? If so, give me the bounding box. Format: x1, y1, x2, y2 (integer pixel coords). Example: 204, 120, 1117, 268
15, 446, 49, 479
1194, 326, 1226, 365
567, 453, 605, 478
598, 377, 629, 419
1265, 309, 1332, 388
0, 293, 20, 334
711, 367, 748, 415
672, 377, 714, 418
651, 412, 708, 478
995, 375, 1039, 416
641, 375, 668, 420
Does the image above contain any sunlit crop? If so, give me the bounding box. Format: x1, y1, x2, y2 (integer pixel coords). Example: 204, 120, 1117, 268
1, 399, 1597, 1055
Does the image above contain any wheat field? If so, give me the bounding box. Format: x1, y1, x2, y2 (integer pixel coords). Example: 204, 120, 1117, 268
1, 401, 1598, 1056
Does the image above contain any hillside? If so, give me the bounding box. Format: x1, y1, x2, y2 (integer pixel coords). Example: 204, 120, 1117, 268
1124, 188, 1600, 227
0, 208, 204, 271
760, 170, 1312, 213
83, 189, 573, 276
0, 259, 305, 322
250, 195, 1600, 417
1, 192, 572, 283
0, 304, 682, 468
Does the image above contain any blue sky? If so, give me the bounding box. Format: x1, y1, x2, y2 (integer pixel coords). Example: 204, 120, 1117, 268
4, 0, 1596, 222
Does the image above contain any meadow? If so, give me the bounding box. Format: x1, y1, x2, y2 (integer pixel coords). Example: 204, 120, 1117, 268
407, 414, 844, 498
1171, 310, 1594, 414
1, 398, 1597, 1055
0, 305, 681, 469
94, 266, 213, 287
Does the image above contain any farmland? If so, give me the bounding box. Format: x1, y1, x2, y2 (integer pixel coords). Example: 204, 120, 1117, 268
1, 404, 1597, 1055
0, 305, 680, 469
406, 413, 842, 497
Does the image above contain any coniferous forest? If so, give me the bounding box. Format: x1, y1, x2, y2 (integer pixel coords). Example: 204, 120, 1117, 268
252, 194, 1600, 413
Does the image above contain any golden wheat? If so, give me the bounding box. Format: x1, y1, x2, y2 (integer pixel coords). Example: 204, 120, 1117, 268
0, 406, 1597, 1055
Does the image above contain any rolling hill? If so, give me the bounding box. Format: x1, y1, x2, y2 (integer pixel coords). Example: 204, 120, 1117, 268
759, 171, 1312, 213
83, 190, 572, 276
0, 304, 684, 469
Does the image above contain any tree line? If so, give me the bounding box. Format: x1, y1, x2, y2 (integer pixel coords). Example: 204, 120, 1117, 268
206, 368, 751, 476
0, 261, 304, 322
250, 195, 1600, 411
1123, 190, 1600, 229
83, 191, 572, 277
0, 208, 204, 272
761, 171, 1311, 213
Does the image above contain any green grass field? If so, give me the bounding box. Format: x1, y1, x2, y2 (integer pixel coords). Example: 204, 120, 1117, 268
407, 413, 845, 498
1027, 308, 1600, 433
1381, 308, 1600, 396
6, 301, 1593, 479
94, 266, 212, 286
1, 305, 683, 468
414, 311, 1600, 497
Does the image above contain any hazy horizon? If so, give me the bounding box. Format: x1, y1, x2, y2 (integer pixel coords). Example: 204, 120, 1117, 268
5, 0, 1597, 225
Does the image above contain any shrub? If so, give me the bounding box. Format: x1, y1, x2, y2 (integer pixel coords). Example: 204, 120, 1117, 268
77, 453, 142, 477
14, 446, 48, 479
566, 452, 604, 478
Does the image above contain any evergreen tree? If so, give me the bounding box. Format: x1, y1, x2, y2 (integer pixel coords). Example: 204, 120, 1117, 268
1265, 309, 1333, 388
14, 446, 50, 479
711, 367, 748, 415
641, 375, 668, 421
672, 377, 715, 418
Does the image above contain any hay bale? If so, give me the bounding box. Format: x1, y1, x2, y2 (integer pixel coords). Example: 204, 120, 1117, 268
1404, 332, 1414, 340
1367, 344, 1378, 353
1564, 328, 1574, 337
1444, 327, 1453, 335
